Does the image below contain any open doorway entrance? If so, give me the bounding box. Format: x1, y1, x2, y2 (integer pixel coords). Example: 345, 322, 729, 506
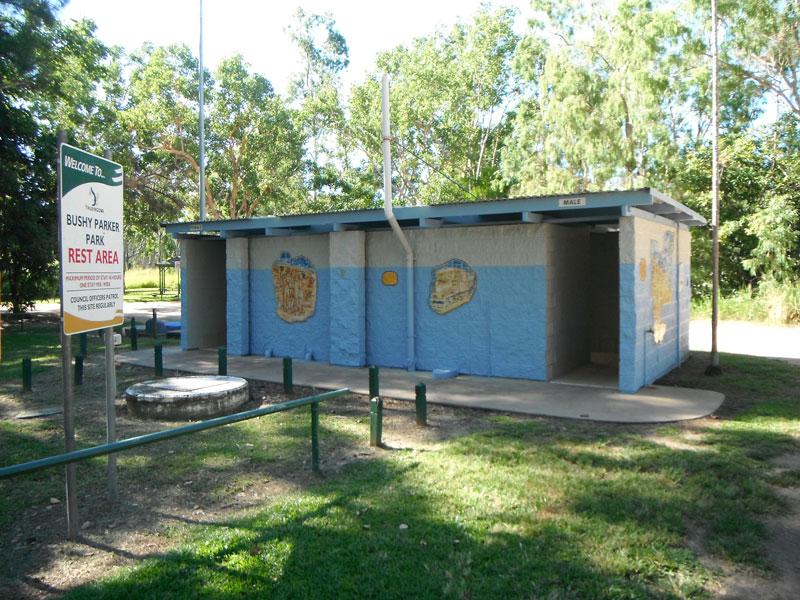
553, 229, 619, 388
180, 238, 227, 350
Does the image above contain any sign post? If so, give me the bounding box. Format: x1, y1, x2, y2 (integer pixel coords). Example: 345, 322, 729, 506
58, 142, 124, 533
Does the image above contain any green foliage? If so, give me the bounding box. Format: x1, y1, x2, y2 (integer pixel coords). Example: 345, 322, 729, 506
349, 6, 519, 205
0, 1, 112, 311
503, 0, 698, 194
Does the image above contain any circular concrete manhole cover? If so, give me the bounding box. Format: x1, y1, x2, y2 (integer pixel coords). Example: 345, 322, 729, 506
125, 376, 250, 420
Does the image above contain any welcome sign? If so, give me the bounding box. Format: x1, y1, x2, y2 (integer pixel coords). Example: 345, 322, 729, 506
59, 143, 124, 335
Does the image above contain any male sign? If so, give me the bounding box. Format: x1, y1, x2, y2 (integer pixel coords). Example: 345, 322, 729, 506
59, 144, 124, 335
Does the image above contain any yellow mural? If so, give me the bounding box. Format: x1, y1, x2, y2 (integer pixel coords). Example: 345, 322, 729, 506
272, 252, 317, 323
429, 259, 477, 315
650, 233, 674, 344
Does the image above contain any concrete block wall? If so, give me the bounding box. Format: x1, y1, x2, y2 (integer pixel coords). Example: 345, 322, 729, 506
249, 235, 330, 361
180, 238, 227, 350
546, 225, 590, 379
679, 226, 691, 359
329, 231, 366, 366
226, 238, 249, 355
366, 224, 549, 378
619, 216, 690, 392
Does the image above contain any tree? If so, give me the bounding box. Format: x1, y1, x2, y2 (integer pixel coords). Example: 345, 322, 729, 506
347, 6, 519, 206
0, 1, 111, 311
502, 0, 701, 195
122, 46, 305, 221
287, 9, 352, 209
719, 0, 800, 117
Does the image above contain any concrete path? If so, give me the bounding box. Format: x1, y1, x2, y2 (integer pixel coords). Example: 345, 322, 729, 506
117, 347, 724, 424
690, 319, 800, 365
3, 301, 181, 322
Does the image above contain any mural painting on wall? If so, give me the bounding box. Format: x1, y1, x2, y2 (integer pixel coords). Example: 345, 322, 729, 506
650, 232, 674, 344
272, 252, 317, 323
429, 259, 477, 315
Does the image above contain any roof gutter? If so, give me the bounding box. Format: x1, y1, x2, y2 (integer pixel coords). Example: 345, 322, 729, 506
382, 74, 415, 371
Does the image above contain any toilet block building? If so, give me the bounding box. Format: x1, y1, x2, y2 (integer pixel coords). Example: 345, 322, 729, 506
165, 188, 705, 393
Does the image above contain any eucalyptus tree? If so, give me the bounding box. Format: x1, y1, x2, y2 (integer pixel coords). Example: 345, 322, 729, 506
287, 9, 351, 208
502, 0, 703, 195
348, 6, 519, 205
122, 46, 305, 221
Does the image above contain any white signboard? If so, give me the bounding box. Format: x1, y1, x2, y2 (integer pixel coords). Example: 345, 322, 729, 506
59, 143, 124, 335
558, 196, 587, 207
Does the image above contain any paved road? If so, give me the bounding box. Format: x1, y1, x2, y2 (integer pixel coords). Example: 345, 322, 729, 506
689, 319, 800, 364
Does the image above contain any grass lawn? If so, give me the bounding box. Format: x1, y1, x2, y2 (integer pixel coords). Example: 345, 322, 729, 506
1, 323, 798, 599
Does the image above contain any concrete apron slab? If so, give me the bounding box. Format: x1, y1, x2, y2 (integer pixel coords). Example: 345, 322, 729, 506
116, 348, 724, 424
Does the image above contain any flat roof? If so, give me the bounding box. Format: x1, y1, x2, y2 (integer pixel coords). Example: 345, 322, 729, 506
163, 187, 706, 238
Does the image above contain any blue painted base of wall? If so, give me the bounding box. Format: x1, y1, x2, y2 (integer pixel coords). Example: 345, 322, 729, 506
329, 266, 366, 366
227, 269, 249, 355
619, 262, 685, 393
249, 268, 331, 361
366, 265, 547, 380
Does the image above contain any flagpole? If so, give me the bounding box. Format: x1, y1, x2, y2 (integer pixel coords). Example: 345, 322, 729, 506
707, 0, 721, 375
198, 0, 206, 221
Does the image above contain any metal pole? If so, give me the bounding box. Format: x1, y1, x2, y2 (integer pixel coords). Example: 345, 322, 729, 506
369, 365, 380, 399
707, 0, 722, 375
415, 382, 427, 427
22, 357, 32, 392
218, 346, 227, 375
310, 402, 320, 473
102, 127, 119, 500
155, 343, 163, 377
57, 130, 79, 539
198, 0, 206, 221
369, 397, 383, 447
104, 327, 118, 501
283, 357, 293, 394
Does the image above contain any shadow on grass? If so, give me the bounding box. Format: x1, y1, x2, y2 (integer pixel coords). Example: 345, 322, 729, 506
446, 412, 799, 570
64, 457, 679, 600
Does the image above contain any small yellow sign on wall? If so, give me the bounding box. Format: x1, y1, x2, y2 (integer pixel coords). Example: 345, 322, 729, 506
381, 271, 398, 286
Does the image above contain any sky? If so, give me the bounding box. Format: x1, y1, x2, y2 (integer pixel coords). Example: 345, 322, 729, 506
60, 0, 533, 96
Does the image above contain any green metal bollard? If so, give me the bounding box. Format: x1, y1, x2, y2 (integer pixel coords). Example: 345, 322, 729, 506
218, 347, 227, 376
130, 317, 138, 351
369, 397, 383, 447
22, 357, 32, 392
415, 382, 427, 427
311, 402, 320, 473
74, 355, 84, 386
283, 357, 293, 394
368, 365, 379, 399
154, 343, 163, 377
79, 333, 88, 357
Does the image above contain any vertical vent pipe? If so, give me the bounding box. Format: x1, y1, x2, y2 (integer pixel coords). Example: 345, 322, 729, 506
381, 74, 415, 371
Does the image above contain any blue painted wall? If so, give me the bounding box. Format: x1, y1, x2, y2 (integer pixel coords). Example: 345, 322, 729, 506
249, 268, 331, 361
366, 267, 408, 368
329, 266, 366, 366
618, 263, 643, 392
619, 220, 689, 393
366, 265, 547, 379
226, 268, 249, 355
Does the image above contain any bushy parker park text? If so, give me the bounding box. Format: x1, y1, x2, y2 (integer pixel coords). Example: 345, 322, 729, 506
65, 213, 120, 265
